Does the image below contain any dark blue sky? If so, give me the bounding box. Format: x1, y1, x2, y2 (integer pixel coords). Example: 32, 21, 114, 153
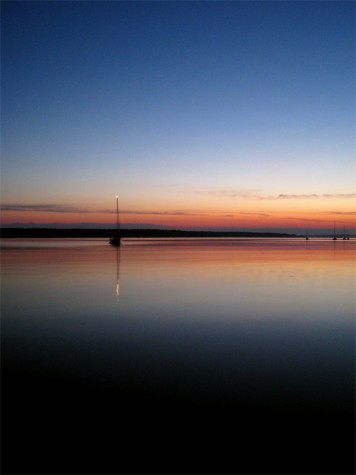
1, 1, 355, 231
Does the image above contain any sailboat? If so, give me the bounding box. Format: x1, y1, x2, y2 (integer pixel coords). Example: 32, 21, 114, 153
109, 195, 121, 247
342, 226, 349, 240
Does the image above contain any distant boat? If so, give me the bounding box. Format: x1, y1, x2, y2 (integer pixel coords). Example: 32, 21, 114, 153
110, 195, 121, 247
110, 236, 121, 246
342, 226, 349, 240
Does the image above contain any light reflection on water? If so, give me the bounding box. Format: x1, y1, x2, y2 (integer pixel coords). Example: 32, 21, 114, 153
1, 238, 355, 474
2, 238, 355, 324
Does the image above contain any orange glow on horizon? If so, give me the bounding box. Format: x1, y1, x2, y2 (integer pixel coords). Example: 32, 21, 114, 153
1, 204, 355, 232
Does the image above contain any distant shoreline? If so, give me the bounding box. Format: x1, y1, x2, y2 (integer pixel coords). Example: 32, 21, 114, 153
1, 228, 297, 239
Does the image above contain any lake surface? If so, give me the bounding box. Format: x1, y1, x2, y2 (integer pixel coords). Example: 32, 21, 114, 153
1, 238, 355, 474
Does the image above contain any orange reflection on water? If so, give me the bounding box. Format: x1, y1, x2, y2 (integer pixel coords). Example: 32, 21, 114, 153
1, 238, 355, 324
117, 239, 355, 322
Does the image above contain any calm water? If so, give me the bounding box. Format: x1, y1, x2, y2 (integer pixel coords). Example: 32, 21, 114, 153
2, 238, 355, 474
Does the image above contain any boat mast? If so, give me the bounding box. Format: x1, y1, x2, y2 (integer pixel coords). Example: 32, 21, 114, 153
109, 195, 121, 246
116, 195, 120, 234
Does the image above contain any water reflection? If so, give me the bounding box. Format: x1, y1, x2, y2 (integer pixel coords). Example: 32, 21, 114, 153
117, 238, 355, 325
1, 238, 355, 474
1, 238, 355, 325
115, 245, 121, 301
1, 238, 355, 324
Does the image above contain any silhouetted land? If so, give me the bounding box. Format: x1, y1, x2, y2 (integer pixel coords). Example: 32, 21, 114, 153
1, 228, 296, 238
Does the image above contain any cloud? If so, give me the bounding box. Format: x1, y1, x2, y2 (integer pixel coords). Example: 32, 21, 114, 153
123, 209, 270, 218
4, 203, 352, 223
322, 194, 356, 199
0, 204, 92, 213
237, 211, 270, 217
192, 189, 356, 201
273, 194, 319, 200
326, 211, 356, 216
194, 189, 258, 199
1, 204, 269, 222
284, 217, 330, 223
0, 203, 208, 217
284, 214, 355, 223
117, 209, 207, 216
262, 193, 356, 200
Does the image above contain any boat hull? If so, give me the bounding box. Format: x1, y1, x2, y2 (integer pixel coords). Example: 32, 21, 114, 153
109, 237, 121, 247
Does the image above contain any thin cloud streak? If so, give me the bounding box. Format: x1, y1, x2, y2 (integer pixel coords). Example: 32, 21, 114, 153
2, 204, 353, 224
1, 203, 209, 217
3, 203, 267, 218
268, 193, 356, 200
283, 216, 351, 224
194, 189, 259, 199
118, 209, 207, 217
237, 211, 270, 217
0, 204, 92, 213
193, 190, 356, 200
326, 211, 356, 216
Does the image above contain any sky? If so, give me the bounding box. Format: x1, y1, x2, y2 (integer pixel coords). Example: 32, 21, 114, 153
1, 0, 355, 234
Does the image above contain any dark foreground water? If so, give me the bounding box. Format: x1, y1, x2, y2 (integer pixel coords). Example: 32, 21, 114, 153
1, 238, 355, 474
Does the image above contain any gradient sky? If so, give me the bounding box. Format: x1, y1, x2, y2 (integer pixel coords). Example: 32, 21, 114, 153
1, 0, 355, 233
